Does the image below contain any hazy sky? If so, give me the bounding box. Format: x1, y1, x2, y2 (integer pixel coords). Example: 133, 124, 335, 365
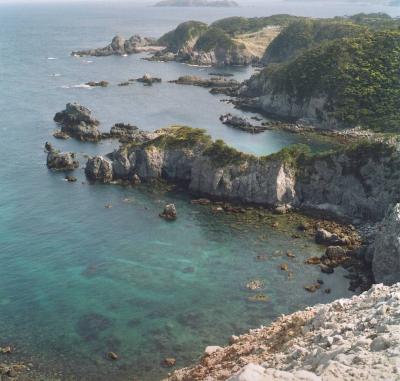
0, 0, 396, 5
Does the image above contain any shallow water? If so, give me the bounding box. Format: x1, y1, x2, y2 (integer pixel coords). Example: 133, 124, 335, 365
0, 2, 396, 380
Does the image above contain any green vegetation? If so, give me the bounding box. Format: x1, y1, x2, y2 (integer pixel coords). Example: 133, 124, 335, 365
342, 13, 400, 30
211, 15, 302, 36
203, 139, 253, 166
144, 126, 212, 150
157, 21, 208, 52
262, 20, 366, 64
264, 30, 400, 132
194, 27, 242, 52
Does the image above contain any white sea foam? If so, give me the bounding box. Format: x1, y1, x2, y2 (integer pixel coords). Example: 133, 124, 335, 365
49, 73, 61, 77
47, 57, 57, 60
61, 83, 92, 89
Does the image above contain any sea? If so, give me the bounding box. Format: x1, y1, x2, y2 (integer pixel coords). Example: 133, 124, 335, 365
0, 1, 398, 379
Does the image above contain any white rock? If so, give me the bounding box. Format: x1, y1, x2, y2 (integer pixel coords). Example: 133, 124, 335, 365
204, 346, 223, 356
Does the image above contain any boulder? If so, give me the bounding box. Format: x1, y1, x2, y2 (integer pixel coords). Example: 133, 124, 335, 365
371, 203, 400, 285
85, 156, 113, 183
47, 149, 79, 171
324, 246, 347, 261
54, 103, 101, 142
163, 358, 176, 367
315, 228, 348, 246
44, 141, 53, 152
135, 74, 162, 85
160, 204, 177, 220
107, 351, 118, 360
204, 346, 223, 356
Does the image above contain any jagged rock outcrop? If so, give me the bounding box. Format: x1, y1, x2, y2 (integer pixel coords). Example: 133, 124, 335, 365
85, 156, 113, 183
46, 147, 79, 171
108, 123, 139, 142
219, 113, 268, 133
370, 204, 400, 285
135, 74, 162, 85
53, 103, 101, 142
72, 35, 160, 57
165, 283, 400, 381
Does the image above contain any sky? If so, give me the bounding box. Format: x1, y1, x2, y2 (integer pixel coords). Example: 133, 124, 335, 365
0, 0, 397, 5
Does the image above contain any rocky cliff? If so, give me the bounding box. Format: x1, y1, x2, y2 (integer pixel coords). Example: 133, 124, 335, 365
165, 283, 400, 381
370, 204, 400, 285
84, 126, 400, 223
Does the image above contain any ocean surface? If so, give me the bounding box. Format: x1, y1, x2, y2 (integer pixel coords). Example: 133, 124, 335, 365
0, 1, 398, 380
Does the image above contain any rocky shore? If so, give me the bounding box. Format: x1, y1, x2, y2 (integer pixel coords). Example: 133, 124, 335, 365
170, 75, 239, 89
219, 113, 268, 133
165, 283, 400, 381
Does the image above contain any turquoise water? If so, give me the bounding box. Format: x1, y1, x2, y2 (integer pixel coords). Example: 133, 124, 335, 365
0, 2, 396, 380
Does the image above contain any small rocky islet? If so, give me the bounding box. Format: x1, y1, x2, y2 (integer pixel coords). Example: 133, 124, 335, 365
42, 11, 400, 381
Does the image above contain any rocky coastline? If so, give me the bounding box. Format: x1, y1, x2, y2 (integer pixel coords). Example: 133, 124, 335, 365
47, 92, 400, 378
165, 283, 400, 381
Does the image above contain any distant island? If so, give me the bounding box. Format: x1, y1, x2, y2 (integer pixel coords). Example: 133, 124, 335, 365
154, 0, 239, 7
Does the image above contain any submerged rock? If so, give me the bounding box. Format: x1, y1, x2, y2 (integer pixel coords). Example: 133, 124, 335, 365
163, 358, 176, 367
65, 175, 77, 182
160, 204, 177, 220
107, 351, 118, 360
54, 103, 101, 142
245, 279, 264, 291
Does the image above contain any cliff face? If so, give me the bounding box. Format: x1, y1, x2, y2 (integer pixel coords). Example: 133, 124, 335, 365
239, 71, 336, 128
296, 143, 400, 221
85, 127, 400, 223
370, 204, 400, 285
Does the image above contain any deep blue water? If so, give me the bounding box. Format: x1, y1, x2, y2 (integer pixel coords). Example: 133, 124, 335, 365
0, 2, 397, 380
